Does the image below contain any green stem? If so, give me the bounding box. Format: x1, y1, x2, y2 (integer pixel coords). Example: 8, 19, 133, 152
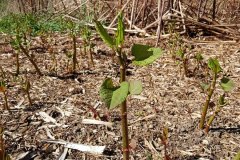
205, 107, 220, 133
199, 72, 217, 129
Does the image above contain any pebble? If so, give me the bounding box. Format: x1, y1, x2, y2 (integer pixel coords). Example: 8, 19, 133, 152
202, 139, 209, 145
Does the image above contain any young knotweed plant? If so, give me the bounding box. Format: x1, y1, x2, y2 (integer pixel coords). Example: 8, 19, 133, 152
64, 51, 74, 73
22, 78, 33, 106
167, 24, 189, 77
0, 14, 43, 76
195, 52, 204, 69
38, 17, 67, 74
82, 26, 94, 67
64, 19, 82, 73
9, 40, 20, 76
0, 81, 9, 110
95, 12, 163, 160
175, 47, 189, 77
193, 52, 205, 74
167, 23, 182, 60
199, 58, 234, 131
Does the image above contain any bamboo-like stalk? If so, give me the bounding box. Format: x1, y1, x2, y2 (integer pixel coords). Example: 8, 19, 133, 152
199, 72, 217, 129
19, 42, 42, 76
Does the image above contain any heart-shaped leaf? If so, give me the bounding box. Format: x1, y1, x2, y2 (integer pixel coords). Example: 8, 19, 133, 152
99, 78, 116, 108
100, 78, 129, 109
220, 77, 234, 92
131, 44, 163, 66
129, 80, 142, 95
111, 81, 129, 109
208, 58, 221, 73
94, 20, 115, 49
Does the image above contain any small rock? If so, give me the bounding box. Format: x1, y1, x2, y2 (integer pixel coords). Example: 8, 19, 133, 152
202, 139, 209, 145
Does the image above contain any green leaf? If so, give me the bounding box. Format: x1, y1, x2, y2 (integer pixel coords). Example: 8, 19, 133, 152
218, 94, 225, 106
220, 77, 234, 92
99, 78, 129, 109
111, 82, 129, 109
131, 44, 163, 66
129, 80, 142, 95
115, 12, 124, 47
234, 151, 240, 160
94, 20, 115, 49
99, 78, 116, 108
208, 58, 221, 73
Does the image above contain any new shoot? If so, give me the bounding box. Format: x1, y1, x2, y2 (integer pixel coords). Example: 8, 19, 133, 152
199, 58, 234, 131
95, 11, 163, 160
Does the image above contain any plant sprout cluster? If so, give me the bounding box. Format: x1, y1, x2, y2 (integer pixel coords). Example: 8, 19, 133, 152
0, 9, 236, 160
